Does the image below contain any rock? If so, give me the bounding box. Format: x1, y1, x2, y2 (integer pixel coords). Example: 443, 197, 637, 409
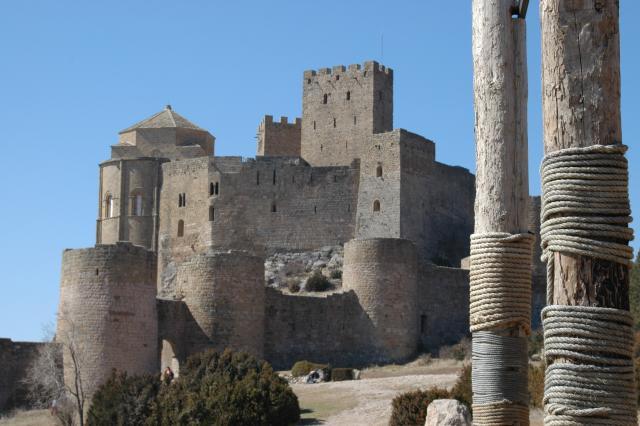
424, 400, 471, 426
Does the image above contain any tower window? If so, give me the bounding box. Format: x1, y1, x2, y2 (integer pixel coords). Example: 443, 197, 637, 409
336, 75, 340, 81
323, 94, 328, 104
376, 165, 383, 178
178, 193, 186, 207
353, 116, 357, 125
177, 220, 184, 237
131, 192, 143, 216
215, 182, 219, 195
346, 91, 351, 100
273, 169, 276, 185
307, 78, 311, 84
333, 118, 336, 128
178, 194, 182, 207
209, 206, 215, 222
420, 314, 427, 334
314, 206, 317, 214
313, 121, 316, 130
271, 203, 277, 213
104, 194, 114, 218
209, 182, 214, 196
373, 200, 381, 212
320, 144, 323, 152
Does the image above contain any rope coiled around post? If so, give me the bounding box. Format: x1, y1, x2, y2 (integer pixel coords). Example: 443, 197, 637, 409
542, 305, 636, 425
470, 232, 535, 333
540, 144, 636, 425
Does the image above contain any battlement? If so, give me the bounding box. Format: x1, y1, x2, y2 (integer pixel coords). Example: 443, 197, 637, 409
257, 115, 302, 157
303, 61, 393, 81
260, 115, 302, 128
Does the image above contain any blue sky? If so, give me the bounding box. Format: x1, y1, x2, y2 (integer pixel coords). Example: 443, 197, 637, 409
1, 1, 638, 341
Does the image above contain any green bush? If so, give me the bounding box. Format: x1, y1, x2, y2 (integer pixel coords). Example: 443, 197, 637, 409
87, 371, 160, 426
305, 271, 332, 292
389, 387, 452, 426
291, 360, 330, 378
330, 270, 342, 279
529, 364, 545, 408
331, 368, 353, 382
150, 349, 300, 426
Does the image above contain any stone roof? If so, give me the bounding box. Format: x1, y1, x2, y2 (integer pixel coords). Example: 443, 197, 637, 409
119, 105, 206, 134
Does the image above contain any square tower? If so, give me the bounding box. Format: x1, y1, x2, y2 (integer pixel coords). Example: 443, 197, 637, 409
301, 61, 393, 166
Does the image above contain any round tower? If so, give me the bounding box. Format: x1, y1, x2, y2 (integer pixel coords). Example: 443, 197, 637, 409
57, 243, 158, 399
343, 238, 418, 361
176, 250, 265, 359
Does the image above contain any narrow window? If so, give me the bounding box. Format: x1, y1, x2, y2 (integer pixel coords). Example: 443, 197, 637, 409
271, 203, 277, 213
320, 144, 323, 152
334, 175, 337, 182
353, 116, 357, 125
313, 120, 316, 130
378, 90, 383, 101
376, 165, 383, 178
177, 220, 184, 237
420, 315, 427, 334
346, 91, 351, 101
257, 171, 260, 185
307, 78, 311, 84
182, 193, 186, 206
323, 94, 328, 104
314, 206, 317, 214
215, 182, 219, 195
345, 141, 348, 149
273, 169, 276, 185
209, 182, 214, 196
333, 118, 336, 128
347, 204, 351, 213
178, 194, 182, 207
335, 75, 340, 81
373, 200, 381, 212
105, 194, 114, 218
209, 206, 215, 222
131, 193, 143, 216
95, 268, 99, 276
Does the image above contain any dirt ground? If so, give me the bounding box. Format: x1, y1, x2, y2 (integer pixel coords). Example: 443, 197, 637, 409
293, 359, 545, 426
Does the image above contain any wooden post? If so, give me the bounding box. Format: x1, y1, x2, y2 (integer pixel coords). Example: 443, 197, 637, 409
472, 0, 530, 422
540, 1, 627, 308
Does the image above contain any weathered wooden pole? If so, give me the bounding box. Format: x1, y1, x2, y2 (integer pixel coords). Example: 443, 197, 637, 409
471, 0, 531, 424
540, 0, 637, 422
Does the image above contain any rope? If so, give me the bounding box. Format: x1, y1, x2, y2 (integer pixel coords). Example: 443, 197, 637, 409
542, 305, 637, 425
470, 232, 535, 333
540, 145, 636, 425
470, 232, 533, 425
540, 144, 633, 304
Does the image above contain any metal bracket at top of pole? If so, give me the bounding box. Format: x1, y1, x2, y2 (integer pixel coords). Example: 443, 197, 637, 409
513, 0, 529, 19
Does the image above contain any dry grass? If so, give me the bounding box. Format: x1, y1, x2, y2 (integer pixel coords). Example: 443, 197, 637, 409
0, 409, 57, 426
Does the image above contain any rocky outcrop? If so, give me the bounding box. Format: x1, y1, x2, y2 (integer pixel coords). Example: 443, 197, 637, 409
264, 246, 343, 291
424, 399, 471, 426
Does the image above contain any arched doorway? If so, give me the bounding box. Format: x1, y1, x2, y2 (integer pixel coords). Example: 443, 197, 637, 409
160, 339, 180, 378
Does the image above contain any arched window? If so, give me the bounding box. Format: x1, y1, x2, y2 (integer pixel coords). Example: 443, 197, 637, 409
177, 220, 184, 237
209, 182, 214, 196
373, 200, 381, 212
131, 192, 143, 216
105, 194, 114, 218
209, 206, 215, 222
376, 165, 383, 178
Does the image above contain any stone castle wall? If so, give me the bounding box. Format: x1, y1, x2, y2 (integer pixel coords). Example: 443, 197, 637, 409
301, 61, 393, 166
0, 339, 55, 413
175, 251, 265, 359
257, 115, 301, 157
57, 243, 158, 399
343, 238, 419, 362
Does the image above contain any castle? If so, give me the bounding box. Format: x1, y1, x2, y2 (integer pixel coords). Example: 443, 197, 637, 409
1, 61, 545, 408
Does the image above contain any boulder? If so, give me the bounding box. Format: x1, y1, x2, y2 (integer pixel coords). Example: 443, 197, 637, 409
424, 399, 471, 426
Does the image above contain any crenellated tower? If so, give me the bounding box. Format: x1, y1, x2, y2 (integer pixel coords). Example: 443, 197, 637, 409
301, 61, 393, 166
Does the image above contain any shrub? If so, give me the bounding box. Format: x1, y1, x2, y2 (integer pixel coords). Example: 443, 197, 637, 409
389, 387, 452, 426
150, 349, 300, 426
305, 271, 332, 292
286, 279, 300, 293
330, 270, 342, 279
87, 371, 160, 426
291, 360, 330, 378
438, 337, 471, 361
331, 368, 354, 382
529, 364, 545, 408
451, 364, 472, 407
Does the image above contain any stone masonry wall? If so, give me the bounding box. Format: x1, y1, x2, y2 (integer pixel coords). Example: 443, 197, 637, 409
57, 243, 158, 400
343, 238, 418, 362
175, 251, 265, 359
301, 61, 393, 166
257, 115, 301, 157
0, 339, 55, 413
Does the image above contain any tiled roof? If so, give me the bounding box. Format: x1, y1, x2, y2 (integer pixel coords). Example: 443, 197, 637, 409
119, 105, 206, 134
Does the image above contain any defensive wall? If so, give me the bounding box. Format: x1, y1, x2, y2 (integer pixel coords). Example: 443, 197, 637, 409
57, 243, 158, 399
257, 115, 301, 157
